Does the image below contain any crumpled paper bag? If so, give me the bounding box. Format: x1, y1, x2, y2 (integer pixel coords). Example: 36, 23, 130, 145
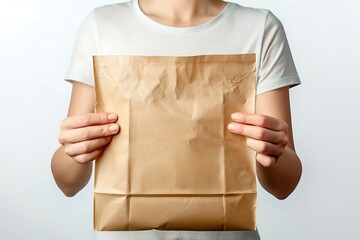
93, 54, 257, 231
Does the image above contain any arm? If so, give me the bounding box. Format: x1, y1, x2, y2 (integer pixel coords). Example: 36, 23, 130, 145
51, 81, 120, 197
228, 87, 302, 199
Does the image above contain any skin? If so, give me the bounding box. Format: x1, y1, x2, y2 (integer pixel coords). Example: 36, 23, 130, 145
139, 0, 228, 27
51, 0, 302, 199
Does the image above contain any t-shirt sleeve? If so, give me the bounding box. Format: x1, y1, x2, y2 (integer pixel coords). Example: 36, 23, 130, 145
256, 11, 301, 95
64, 10, 98, 86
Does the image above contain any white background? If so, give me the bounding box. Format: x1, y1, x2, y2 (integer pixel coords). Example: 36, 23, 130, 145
0, 0, 359, 239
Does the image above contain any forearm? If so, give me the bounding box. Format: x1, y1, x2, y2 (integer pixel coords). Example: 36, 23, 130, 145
51, 146, 92, 197
256, 147, 302, 200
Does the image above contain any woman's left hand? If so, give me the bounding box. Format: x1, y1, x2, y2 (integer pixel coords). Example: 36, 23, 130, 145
228, 112, 289, 168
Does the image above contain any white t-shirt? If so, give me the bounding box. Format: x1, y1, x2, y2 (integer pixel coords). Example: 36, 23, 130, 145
65, 0, 300, 239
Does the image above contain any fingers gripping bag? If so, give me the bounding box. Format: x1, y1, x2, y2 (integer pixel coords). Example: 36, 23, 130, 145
93, 54, 257, 231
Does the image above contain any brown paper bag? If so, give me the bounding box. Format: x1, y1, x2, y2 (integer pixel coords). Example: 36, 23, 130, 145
93, 54, 257, 231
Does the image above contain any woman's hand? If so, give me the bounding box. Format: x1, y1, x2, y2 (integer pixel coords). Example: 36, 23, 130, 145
228, 112, 289, 168
58, 112, 120, 164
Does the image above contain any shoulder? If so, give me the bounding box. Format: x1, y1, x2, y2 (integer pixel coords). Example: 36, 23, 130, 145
77, 0, 134, 34
228, 2, 269, 19
88, 1, 133, 22
228, 2, 283, 29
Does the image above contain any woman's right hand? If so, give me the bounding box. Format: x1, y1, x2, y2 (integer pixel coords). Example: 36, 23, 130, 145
58, 112, 120, 164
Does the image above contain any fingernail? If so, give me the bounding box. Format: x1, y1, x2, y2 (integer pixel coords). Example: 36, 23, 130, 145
228, 123, 238, 131
231, 113, 241, 121
108, 113, 117, 121
109, 124, 118, 132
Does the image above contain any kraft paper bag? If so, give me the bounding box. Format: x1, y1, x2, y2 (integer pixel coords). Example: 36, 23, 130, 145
93, 54, 257, 231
